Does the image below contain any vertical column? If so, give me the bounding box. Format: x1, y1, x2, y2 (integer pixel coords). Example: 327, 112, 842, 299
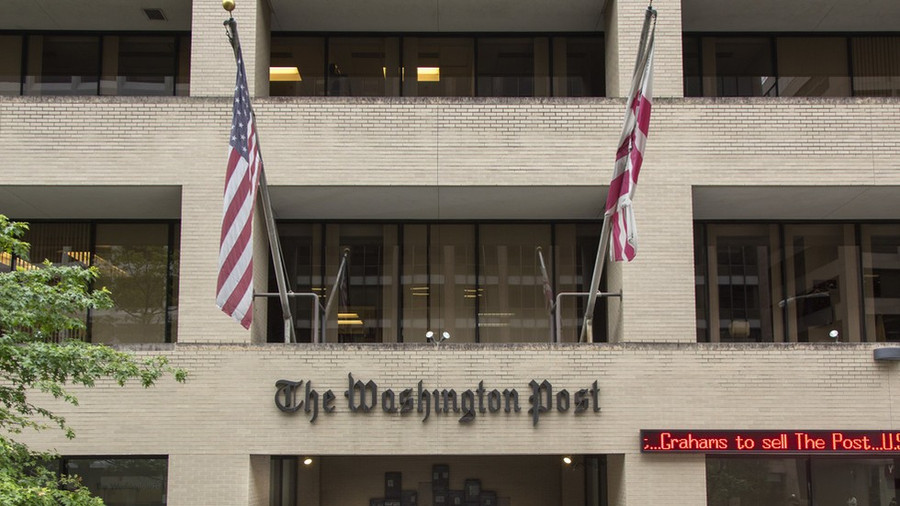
249, 455, 271, 506
168, 454, 250, 505
604, 0, 683, 98
178, 183, 253, 343
190, 0, 270, 97
620, 453, 707, 505
251, 193, 269, 344
619, 183, 696, 342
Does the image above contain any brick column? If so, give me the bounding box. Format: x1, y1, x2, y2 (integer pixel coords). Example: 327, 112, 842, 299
167, 454, 251, 505
190, 0, 270, 97
605, 0, 683, 98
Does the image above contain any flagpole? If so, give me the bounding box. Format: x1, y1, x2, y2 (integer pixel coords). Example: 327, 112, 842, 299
579, 6, 656, 343
224, 9, 297, 343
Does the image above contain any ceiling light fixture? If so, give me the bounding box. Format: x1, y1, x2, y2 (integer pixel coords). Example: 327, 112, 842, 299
270, 67, 302, 82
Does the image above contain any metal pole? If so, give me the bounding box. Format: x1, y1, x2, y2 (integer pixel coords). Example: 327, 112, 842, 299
322, 248, 350, 343
558, 291, 622, 344
580, 215, 612, 343
536, 246, 555, 343
253, 292, 321, 343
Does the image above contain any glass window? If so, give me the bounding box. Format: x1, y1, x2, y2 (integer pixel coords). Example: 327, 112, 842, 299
707, 457, 810, 506
327, 37, 400, 97
861, 224, 900, 342
783, 224, 860, 342
811, 458, 900, 506
91, 224, 173, 344
402, 37, 475, 97
694, 225, 708, 341
852, 36, 900, 97
0, 35, 22, 96
477, 38, 549, 97
479, 224, 552, 343
64, 457, 167, 506
402, 224, 477, 344
683, 35, 702, 97
552, 37, 605, 97
777, 37, 850, 97
176, 35, 190, 96
101, 35, 178, 96
25, 35, 100, 96
698, 37, 775, 97
269, 223, 320, 343
270, 36, 325, 97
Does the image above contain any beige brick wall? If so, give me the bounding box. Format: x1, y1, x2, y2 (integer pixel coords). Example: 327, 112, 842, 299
14, 343, 900, 504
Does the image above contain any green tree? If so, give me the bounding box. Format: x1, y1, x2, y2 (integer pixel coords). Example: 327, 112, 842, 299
0, 215, 186, 505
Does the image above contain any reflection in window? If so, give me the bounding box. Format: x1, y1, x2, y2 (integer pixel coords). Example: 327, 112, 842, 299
26, 35, 101, 96
477, 38, 549, 97
64, 457, 167, 506
91, 224, 174, 344
16, 221, 179, 344
102, 36, 179, 96
708, 457, 809, 506
861, 225, 900, 341
327, 37, 400, 97
777, 37, 850, 97
269, 222, 606, 343
402, 38, 475, 97
0, 35, 22, 96
552, 37, 605, 97
270, 37, 325, 97
852, 36, 900, 97
709, 456, 900, 506
783, 224, 857, 343
684, 34, 900, 98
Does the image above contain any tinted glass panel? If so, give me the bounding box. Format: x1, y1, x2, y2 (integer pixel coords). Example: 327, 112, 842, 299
777, 37, 850, 97
552, 37, 605, 97
91, 224, 171, 344
402, 37, 475, 97
0, 35, 22, 96
710, 37, 775, 97
682, 35, 702, 97
25, 35, 100, 96
327, 37, 400, 96
270, 36, 325, 97
861, 224, 900, 342
708, 457, 810, 506
852, 36, 900, 97
811, 458, 900, 506
65, 457, 167, 506
102, 35, 177, 96
477, 38, 549, 97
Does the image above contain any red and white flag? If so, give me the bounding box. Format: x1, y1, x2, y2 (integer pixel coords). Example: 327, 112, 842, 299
606, 32, 655, 262
216, 43, 262, 329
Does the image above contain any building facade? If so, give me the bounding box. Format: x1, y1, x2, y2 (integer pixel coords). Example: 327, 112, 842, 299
1, 0, 900, 505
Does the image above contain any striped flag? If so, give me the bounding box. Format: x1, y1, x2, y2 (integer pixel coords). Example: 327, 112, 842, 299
606, 25, 655, 262
216, 40, 262, 329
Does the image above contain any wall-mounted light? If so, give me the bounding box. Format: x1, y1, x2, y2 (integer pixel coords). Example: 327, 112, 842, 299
270, 67, 302, 82
302, 457, 313, 466
426, 330, 450, 347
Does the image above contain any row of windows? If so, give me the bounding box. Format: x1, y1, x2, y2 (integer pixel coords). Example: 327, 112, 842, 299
8, 220, 900, 345
267, 222, 607, 344
0, 33, 190, 96
2, 31, 898, 98
694, 223, 900, 343
270, 35, 605, 97
684, 34, 900, 97
51, 457, 168, 506
708, 456, 899, 506
2, 221, 180, 344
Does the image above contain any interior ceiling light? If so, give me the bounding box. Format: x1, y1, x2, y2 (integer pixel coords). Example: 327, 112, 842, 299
142, 8, 167, 21
270, 67, 302, 82
417, 67, 440, 82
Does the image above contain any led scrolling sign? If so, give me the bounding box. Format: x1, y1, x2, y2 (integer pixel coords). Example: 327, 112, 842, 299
641, 430, 900, 455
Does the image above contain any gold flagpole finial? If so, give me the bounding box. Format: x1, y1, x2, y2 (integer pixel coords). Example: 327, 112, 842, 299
223, 0, 236, 13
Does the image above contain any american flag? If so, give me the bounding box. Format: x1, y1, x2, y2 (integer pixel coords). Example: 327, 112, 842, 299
607, 27, 655, 262
216, 42, 262, 329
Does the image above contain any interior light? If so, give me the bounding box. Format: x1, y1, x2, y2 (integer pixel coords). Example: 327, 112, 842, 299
417, 67, 440, 82
303, 457, 313, 466
338, 313, 360, 319
563, 456, 573, 465
337, 320, 364, 326
270, 67, 302, 82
